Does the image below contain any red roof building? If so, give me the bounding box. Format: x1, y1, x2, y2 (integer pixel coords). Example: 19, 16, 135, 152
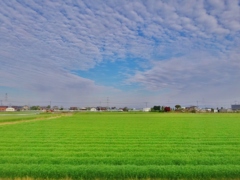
0, 106, 8, 111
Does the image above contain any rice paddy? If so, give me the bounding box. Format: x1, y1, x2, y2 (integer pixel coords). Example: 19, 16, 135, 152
0, 112, 239, 179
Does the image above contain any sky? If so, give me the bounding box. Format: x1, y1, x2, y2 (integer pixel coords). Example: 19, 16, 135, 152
0, 0, 240, 108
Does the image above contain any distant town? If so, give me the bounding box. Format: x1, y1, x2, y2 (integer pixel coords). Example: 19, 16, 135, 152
0, 104, 240, 113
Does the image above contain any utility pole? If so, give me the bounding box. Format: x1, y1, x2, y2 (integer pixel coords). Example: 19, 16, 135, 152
144, 102, 148, 107
5, 93, 8, 102
107, 97, 109, 109
99, 101, 102, 111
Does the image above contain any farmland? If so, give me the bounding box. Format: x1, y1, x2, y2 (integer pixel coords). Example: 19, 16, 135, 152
0, 112, 240, 179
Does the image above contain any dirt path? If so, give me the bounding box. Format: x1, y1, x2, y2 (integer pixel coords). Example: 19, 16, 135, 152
0, 114, 72, 126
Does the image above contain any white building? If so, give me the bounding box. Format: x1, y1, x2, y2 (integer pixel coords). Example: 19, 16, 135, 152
6, 107, 15, 111
90, 108, 97, 112
143, 107, 151, 112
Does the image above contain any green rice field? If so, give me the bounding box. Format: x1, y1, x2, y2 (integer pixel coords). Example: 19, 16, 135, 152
0, 112, 240, 179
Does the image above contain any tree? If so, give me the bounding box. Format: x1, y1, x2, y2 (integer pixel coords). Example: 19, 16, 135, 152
175, 105, 181, 110
152, 106, 161, 111
123, 107, 128, 111
30, 106, 40, 110
152, 106, 164, 112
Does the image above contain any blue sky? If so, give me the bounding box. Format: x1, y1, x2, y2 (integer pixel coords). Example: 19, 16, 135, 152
0, 0, 240, 108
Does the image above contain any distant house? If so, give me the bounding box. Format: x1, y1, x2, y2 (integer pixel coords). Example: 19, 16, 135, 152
164, 107, 171, 112
218, 108, 233, 113
97, 107, 107, 111
0, 106, 8, 111
69, 107, 78, 111
232, 104, 240, 110
79, 107, 87, 111
40, 106, 48, 111
52, 106, 59, 110
6, 107, 15, 111
90, 108, 97, 112
186, 106, 199, 112
21, 105, 29, 111
129, 108, 141, 112
12, 106, 22, 111
218, 108, 226, 113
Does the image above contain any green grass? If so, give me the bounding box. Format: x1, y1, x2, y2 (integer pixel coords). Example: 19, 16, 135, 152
0, 113, 240, 179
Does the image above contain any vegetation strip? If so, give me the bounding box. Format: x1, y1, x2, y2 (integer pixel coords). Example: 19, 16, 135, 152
0, 114, 71, 126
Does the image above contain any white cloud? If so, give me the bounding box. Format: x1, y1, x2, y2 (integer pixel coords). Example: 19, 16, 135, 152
0, 0, 239, 107
127, 49, 240, 105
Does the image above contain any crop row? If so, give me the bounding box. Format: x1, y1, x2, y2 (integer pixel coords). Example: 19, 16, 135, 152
0, 151, 238, 159
0, 164, 240, 179
0, 155, 239, 165
0, 142, 239, 149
